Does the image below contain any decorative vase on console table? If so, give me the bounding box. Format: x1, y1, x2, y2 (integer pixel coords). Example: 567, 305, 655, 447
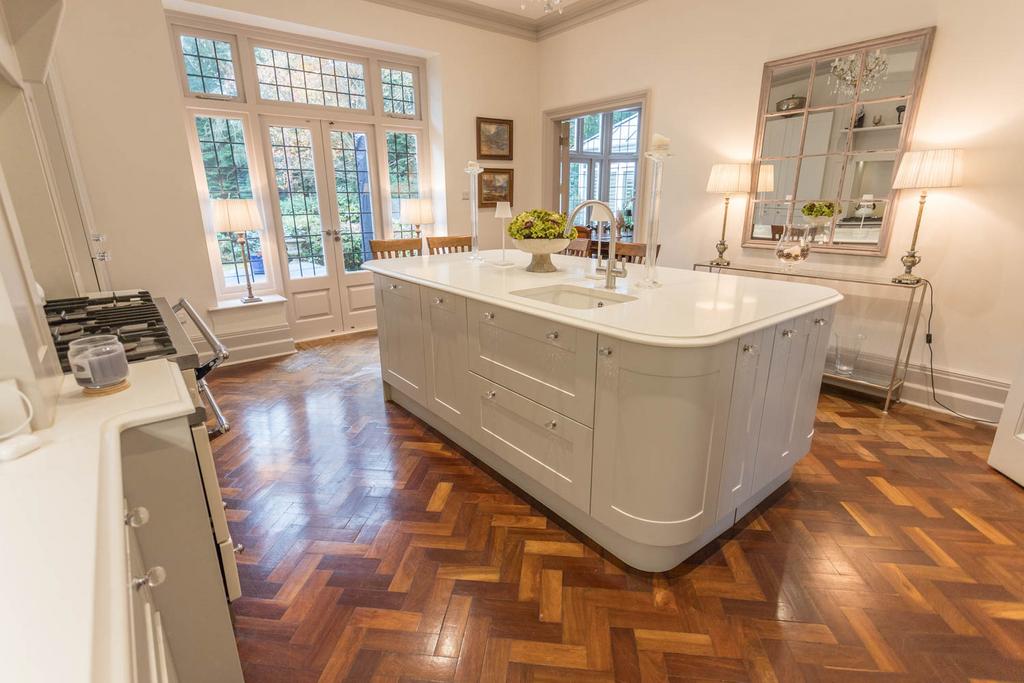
508, 208, 572, 273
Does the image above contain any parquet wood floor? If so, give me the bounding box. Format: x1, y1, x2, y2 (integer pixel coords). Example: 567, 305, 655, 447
207, 333, 1024, 682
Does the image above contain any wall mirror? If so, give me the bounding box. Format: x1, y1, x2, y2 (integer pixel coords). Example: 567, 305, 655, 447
743, 28, 935, 255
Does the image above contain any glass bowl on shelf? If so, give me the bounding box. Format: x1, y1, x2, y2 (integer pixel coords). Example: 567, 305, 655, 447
774, 224, 814, 270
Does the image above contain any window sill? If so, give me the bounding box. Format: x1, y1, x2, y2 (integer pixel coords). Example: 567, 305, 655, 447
209, 293, 287, 312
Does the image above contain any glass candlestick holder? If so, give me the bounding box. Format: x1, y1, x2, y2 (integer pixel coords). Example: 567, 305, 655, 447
465, 162, 484, 260
636, 147, 671, 288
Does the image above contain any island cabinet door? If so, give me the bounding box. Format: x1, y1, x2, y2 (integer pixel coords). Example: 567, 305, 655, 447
591, 337, 736, 547
375, 275, 426, 403
466, 300, 597, 426
751, 313, 816, 491
469, 373, 594, 513
717, 326, 775, 516
790, 309, 834, 458
419, 286, 471, 431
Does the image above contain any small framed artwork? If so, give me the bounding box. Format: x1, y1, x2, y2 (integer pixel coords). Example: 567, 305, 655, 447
479, 168, 514, 208
476, 117, 513, 161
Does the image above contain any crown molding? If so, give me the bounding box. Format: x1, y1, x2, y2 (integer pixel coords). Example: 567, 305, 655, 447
363, 0, 647, 42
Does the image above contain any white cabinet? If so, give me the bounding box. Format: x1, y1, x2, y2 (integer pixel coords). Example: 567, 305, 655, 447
591, 337, 736, 547
469, 373, 594, 513
375, 275, 427, 403
718, 326, 774, 515
419, 286, 471, 431
467, 299, 597, 426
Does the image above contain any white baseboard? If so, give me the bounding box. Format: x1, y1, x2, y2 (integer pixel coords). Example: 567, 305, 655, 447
824, 350, 1007, 423
191, 322, 296, 367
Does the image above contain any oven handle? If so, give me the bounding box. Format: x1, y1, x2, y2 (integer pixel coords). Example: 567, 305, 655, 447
173, 298, 229, 371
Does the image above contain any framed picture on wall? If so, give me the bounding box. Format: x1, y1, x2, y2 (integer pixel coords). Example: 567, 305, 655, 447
479, 168, 513, 208
476, 117, 513, 160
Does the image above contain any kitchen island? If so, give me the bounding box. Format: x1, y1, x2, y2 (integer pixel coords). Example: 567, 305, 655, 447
364, 250, 842, 571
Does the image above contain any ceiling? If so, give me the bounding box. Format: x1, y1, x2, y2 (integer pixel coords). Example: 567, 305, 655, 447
364, 0, 646, 40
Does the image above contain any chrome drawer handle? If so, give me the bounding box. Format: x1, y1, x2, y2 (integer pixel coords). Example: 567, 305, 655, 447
814, 318, 827, 326
545, 331, 559, 340
483, 312, 494, 320
742, 343, 759, 355
598, 347, 613, 356
782, 329, 796, 338
132, 566, 167, 591
484, 390, 496, 399
432, 297, 444, 305
545, 420, 558, 430
388, 283, 400, 290
124, 506, 150, 528
233, 542, 245, 554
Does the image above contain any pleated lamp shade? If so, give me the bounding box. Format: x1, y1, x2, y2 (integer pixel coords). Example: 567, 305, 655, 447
211, 198, 262, 233
705, 163, 772, 194
893, 149, 964, 190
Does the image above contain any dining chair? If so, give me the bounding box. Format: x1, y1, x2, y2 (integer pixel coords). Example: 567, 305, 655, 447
563, 238, 591, 257
612, 242, 661, 264
369, 238, 422, 259
426, 235, 472, 255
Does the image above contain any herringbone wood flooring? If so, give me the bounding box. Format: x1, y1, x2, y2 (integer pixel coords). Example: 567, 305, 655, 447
208, 334, 1024, 682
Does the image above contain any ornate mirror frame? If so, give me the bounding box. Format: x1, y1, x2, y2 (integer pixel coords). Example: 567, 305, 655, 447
742, 28, 935, 256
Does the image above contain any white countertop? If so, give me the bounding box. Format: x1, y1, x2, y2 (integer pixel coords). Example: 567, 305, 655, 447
0, 360, 194, 683
363, 250, 843, 347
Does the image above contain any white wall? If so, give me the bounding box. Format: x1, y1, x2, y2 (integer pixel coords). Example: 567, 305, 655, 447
539, 0, 1024, 399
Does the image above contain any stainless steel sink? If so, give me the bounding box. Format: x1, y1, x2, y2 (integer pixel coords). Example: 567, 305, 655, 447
510, 284, 637, 310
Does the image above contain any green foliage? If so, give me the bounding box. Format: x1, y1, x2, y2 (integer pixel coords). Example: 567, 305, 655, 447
507, 209, 570, 240
801, 201, 838, 218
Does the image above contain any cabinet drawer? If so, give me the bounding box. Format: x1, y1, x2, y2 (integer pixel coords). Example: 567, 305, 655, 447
467, 300, 596, 426
378, 274, 418, 302
469, 373, 593, 514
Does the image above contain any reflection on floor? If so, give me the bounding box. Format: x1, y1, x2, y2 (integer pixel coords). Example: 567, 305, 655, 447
208, 333, 1023, 682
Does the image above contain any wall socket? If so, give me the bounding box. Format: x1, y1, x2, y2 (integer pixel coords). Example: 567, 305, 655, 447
461, 191, 470, 200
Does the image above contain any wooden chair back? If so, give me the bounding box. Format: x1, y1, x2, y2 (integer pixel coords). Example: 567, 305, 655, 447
563, 238, 591, 257
613, 242, 661, 264
426, 235, 472, 255
574, 226, 590, 239
370, 238, 422, 259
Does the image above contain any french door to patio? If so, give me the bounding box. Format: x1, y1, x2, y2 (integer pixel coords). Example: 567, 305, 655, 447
261, 116, 383, 339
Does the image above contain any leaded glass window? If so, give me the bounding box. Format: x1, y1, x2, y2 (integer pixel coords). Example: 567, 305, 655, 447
268, 125, 327, 279
194, 116, 264, 287
253, 47, 367, 110
380, 67, 416, 118
180, 35, 238, 98
385, 132, 420, 238
330, 130, 376, 271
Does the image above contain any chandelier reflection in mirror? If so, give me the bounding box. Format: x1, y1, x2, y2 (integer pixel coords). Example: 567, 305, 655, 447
521, 0, 563, 13
828, 50, 889, 97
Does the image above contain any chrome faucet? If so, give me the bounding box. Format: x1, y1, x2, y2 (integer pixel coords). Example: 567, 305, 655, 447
566, 200, 626, 290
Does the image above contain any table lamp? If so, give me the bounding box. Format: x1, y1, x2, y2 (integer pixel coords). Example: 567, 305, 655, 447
493, 201, 514, 266
211, 198, 263, 303
891, 148, 963, 284
706, 163, 773, 266
398, 198, 434, 238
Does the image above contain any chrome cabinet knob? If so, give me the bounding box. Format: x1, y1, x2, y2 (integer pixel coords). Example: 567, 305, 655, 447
742, 343, 759, 355
483, 312, 495, 320
814, 318, 828, 326
124, 506, 150, 528
388, 283, 400, 290
233, 542, 245, 554
545, 420, 558, 430
90, 233, 106, 242
93, 251, 112, 262
132, 566, 167, 591
484, 390, 496, 399
545, 331, 559, 340
432, 297, 444, 305
782, 329, 796, 338
598, 347, 613, 356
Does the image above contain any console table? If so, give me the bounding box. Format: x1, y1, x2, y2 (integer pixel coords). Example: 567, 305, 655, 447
694, 261, 926, 413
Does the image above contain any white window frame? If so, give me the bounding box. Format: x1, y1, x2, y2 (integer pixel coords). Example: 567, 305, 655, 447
542, 91, 650, 237
171, 25, 245, 103
378, 61, 422, 120
168, 12, 431, 299
182, 107, 279, 299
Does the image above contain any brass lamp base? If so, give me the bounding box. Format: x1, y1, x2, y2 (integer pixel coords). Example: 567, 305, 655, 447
709, 239, 730, 267
892, 249, 922, 285
240, 295, 263, 303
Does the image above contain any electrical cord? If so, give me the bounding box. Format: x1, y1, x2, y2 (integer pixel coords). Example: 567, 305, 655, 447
0, 388, 33, 440
921, 278, 998, 424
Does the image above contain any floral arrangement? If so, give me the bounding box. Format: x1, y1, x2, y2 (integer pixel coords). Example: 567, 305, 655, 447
507, 209, 570, 240
801, 201, 838, 218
